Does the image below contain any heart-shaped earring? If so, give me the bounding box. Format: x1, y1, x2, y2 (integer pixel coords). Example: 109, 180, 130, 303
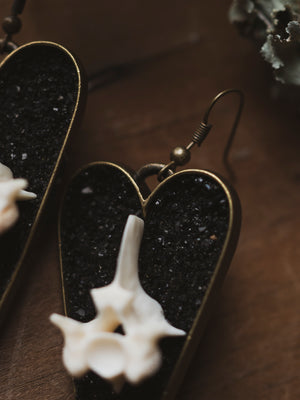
55, 89, 243, 399
0, 40, 86, 321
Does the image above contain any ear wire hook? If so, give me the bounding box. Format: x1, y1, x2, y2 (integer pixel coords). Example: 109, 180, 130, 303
0, 0, 26, 53
201, 88, 244, 182
136, 89, 244, 183
157, 88, 244, 182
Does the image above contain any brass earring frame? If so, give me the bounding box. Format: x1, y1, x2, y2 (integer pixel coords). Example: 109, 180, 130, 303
58, 161, 241, 400
0, 41, 86, 324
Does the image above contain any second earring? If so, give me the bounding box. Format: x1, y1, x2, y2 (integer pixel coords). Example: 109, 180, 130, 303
54, 89, 243, 400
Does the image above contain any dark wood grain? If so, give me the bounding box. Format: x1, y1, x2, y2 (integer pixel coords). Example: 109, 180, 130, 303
0, 1, 300, 399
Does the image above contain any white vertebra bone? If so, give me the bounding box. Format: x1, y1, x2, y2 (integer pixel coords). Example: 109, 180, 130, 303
50, 215, 185, 392
0, 162, 37, 234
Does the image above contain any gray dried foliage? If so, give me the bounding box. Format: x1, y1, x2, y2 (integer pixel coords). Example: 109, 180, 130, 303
229, 0, 300, 86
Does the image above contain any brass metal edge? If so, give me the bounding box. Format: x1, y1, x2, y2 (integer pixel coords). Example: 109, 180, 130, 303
58, 162, 241, 399
0, 41, 86, 323
161, 170, 241, 400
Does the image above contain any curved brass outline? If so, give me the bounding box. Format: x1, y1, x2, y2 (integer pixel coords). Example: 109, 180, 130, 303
0, 41, 86, 322
58, 161, 241, 400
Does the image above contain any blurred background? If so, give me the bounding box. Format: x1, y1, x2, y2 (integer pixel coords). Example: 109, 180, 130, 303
0, 1, 299, 399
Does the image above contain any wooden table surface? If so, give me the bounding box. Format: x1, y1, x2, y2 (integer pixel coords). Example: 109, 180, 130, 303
1, 2, 300, 399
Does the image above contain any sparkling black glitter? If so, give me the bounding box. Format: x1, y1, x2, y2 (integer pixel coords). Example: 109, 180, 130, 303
0, 43, 79, 298
61, 164, 142, 322
60, 163, 236, 400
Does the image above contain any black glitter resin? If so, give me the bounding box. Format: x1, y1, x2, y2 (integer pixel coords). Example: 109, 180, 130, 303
0, 43, 81, 301
60, 163, 240, 400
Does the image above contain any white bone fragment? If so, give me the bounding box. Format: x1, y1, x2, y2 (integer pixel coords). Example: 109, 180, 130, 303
50, 215, 185, 392
0, 162, 13, 180
0, 162, 37, 234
